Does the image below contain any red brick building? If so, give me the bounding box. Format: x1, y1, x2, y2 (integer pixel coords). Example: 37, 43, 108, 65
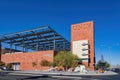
71, 21, 95, 70
0, 26, 70, 70
1, 50, 55, 70
0, 21, 95, 71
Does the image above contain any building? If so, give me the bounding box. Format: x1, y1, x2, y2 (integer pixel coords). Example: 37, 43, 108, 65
0, 26, 70, 70
0, 21, 95, 70
71, 21, 95, 70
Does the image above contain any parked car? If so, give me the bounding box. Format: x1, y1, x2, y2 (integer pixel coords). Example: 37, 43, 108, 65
0, 67, 5, 71
6, 68, 14, 71
0, 67, 13, 71
111, 68, 120, 73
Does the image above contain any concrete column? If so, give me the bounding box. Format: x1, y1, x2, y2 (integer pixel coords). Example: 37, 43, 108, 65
36, 35, 39, 51
36, 44, 39, 51
22, 37, 24, 52
10, 40, 12, 53
63, 42, 65, 50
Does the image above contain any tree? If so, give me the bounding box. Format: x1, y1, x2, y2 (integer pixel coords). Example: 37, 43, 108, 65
96, 60, 110, 69
105, 62, 110, 68
0, 61, 5, 66
54, 51, 81, 71
52, 62, 57, 67
71, 60, 78, 68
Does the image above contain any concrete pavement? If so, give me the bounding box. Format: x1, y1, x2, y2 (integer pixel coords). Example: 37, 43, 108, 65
6, 70, 118, 76
1, 70, 120, 80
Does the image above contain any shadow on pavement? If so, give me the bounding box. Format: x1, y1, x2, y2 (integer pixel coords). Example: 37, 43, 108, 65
0, 71, 10, 76
23, 75, 50, 79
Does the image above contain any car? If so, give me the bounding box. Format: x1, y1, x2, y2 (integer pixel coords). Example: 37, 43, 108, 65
114, 68, 120, 73
0, 67, 4, 71
0, 67, 13, 71
111, 68, 120, 73
6, 68, 14, 71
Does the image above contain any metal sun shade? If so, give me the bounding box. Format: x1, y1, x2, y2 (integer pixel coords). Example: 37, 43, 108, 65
0, 26, 70, 52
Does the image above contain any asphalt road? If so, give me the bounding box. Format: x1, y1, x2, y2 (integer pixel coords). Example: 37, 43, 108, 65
0, 72, 120, 80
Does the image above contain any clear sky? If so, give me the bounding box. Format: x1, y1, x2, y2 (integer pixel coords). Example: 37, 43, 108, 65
0, 0, 120, 65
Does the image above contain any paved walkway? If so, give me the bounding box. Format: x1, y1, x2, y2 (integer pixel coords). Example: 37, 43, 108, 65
6, 70, 118, 76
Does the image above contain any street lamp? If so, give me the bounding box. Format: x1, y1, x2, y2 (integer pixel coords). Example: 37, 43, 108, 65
108, 46, 111, 67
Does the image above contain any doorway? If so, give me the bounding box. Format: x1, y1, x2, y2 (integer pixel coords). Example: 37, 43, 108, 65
13, 63, 20, 70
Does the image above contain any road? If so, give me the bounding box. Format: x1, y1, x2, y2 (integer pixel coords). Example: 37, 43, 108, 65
0, 71, 120, 80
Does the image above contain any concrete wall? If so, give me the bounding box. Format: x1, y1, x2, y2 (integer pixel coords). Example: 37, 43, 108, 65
1, 50, 55, 70
71, 21, 95, 70
73, 40, 89, 59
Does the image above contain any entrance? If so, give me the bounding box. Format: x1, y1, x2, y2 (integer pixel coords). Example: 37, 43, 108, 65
13, 63, 20, 70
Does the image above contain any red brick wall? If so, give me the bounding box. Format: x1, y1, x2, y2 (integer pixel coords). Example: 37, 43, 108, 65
71, 21, 95, 70
1, 50, 55, 70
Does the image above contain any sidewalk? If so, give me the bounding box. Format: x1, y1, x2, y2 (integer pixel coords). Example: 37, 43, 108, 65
7, 70, 118, 76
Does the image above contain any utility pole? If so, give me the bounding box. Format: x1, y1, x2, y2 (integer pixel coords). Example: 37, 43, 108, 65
101, 54, 104, 62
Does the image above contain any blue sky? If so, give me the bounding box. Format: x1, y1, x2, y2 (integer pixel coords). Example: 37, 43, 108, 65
0, 0, 120, 65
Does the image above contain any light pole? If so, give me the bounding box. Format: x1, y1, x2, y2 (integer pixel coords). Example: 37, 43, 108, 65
108, 46, 111, 67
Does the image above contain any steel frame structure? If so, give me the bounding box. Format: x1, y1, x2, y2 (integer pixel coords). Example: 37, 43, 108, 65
0, 26, 70, 53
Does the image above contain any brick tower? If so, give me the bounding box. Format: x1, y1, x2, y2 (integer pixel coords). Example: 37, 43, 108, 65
71, 21, 95, 70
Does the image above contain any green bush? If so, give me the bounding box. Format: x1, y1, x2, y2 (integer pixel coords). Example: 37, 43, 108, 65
40, 59, 52, 67
6, 63, 12, 68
